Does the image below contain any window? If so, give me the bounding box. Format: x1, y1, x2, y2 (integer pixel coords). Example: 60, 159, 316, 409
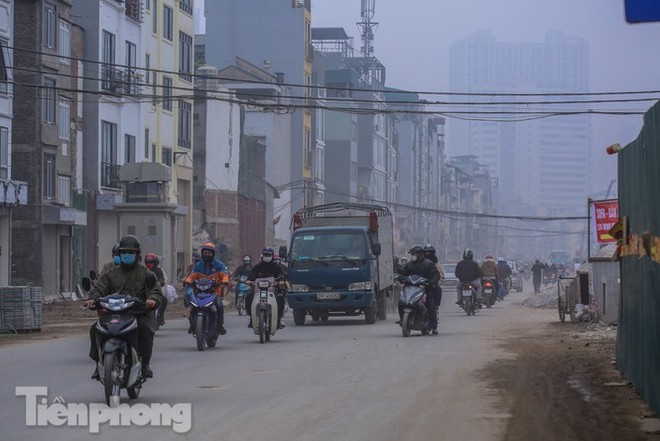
101, 121, 118, 188
162, 147, 172, 166
44, 3, 57, 49
151, 143, 156, 163
144, 128, 150, 158
179, 0, 193, 15
125, 134, 136, 163
145, 54, 150, 84
146, 0, 150, 10
0, 127, 7, 179
44, 153, 56, 199
315, 146, 325, 181
152, 0, 158, 33
101, 31, 115, 91
0, 40, 10, 94
179, 32, 192, 81
43, 78, 56, 124
152, 71, 157, 103
59, 21, 70, 63
163, 6, 173, 41
125, 41, 137, 94
178, 101, 191, 148
58, 99, 69, 139
125, 0, 141, 22
162, 76, 172, 110
304, 128, 312, 168
58, 175, 70, 206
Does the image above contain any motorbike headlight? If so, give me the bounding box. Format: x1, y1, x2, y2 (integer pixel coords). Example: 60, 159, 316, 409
348, 281, 371, 291
190, 301, 199, 307
257, 280, 271, 289
411, 292, 424, 303
290, 284, 309, 293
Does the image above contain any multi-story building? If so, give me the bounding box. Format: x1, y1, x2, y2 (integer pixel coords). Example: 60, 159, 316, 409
12, 0, 84, 296
204, 0, 315, 214
0, 0, 28, 286
449, 30, 590, 213
73, 0, 194, 280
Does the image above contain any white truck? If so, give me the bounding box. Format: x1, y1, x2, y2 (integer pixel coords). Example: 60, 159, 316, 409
285, 203, 394, 325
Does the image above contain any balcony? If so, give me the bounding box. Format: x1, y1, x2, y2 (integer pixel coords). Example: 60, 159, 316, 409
101, 65, 142, 96
125, 0, 143, 23
101, 162, 121, 189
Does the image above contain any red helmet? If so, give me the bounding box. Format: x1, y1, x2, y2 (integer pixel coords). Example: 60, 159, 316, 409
201, 242, 216, 254
145, 253, 159, 265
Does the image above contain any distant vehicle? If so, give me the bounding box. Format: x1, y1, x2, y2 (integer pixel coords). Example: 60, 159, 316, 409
441, 263, 458, 290
508, 261, 523, 292
548, 250, 570, 265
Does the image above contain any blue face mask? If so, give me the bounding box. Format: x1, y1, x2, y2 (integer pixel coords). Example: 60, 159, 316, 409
113, 256, 121, 265
120, 253, 137, 265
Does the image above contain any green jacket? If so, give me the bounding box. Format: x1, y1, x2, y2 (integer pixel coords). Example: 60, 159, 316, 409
89, 264, 163, 311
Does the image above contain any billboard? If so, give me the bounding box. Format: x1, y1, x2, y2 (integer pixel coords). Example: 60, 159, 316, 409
588, 198, 619, 261
625, 0, 660, 23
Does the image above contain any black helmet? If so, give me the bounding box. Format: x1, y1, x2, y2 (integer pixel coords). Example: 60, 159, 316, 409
408, 244, 424, 256
463, 248, 473, 260
423, 244, 436, 255
118, 235, 141, 253
111, 243, 120, 255
262, 247, 274, 257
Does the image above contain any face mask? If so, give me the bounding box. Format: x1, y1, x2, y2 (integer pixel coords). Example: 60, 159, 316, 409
411, 255, 418, 262
263, 256, 272, 263
113, 256, 121, 265
120, 253, 137, 265
244, 260, 251, 266
202, 254, 213, 263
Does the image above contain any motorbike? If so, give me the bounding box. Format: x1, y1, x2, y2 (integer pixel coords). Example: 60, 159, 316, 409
481, 277, 497, 308
398, 275, 431, 337
234, 275, 249, 316
250, 276, 283, 344
460, 281, 480, 316
82, 276, 156, 407
189, 278, 221, 351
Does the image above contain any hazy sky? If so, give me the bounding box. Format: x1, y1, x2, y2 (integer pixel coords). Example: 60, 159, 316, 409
198, 0, 660, 194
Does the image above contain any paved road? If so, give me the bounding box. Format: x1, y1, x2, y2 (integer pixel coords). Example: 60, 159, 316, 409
0, 288, 545, 441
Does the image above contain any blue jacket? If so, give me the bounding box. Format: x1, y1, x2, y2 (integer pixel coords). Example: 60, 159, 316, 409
191, 258, 228, 276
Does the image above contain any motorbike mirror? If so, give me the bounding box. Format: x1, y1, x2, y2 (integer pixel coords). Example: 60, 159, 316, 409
89, 270, 97, 281
82, 277, 91, 291
146, 274, 157, 290
372, 243, 382, 256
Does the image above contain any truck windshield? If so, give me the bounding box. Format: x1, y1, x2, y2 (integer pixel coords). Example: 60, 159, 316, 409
291, 232, 367, 261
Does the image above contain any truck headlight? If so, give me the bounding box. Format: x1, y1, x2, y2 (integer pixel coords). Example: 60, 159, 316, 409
290, 284, 309, 293
348, 281, 371, 291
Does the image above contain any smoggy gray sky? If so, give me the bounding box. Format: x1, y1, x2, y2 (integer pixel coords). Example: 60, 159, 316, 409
198, 0, 660, 195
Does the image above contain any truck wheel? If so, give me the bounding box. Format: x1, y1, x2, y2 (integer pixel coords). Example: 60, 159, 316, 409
364, 302, 376, 324
293, 309, 306, 326
377, 292, 387, 321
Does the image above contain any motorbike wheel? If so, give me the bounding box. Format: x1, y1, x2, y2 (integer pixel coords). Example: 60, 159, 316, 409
237, 298, 244, 316
293, 309, 306, 326
485, 293, 493, 308
127, 384, 141, 399
258, 310, 266, 344
103, 352, 121, 407
401, 311, 412, 337
195, 315, 206, 351
464, 298, 473, 316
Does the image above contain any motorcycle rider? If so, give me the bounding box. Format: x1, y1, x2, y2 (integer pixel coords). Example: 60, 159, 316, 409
398, 245, 440, 335
145, 253, 168, 326
232, 255, 253, 308
84, 235, 162, 379
184, 242, 229, 335
246, 247, 287, 329
480, 254, 500, 300
423, 244, 445, 307
454, 248, 484, 306
496, 257, 512, 298
99, 243, 121, 276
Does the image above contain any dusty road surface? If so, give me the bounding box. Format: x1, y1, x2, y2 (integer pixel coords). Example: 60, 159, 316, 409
0, 288, 657, 441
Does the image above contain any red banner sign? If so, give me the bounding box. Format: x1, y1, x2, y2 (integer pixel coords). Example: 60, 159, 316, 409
594, 200, 619, 243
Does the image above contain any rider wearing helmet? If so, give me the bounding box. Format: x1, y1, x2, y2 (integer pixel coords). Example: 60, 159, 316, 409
145, 253, 169, 326
454, 248, 484, 306
85, 235, 163, 379
423, 244, 445, 306
99, 243, 121, 276
496, 257, 512, 298
246, 247, 288, 329
233, 255, 253, 308
398, 244, 441, 335
184, 242, 230, 335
